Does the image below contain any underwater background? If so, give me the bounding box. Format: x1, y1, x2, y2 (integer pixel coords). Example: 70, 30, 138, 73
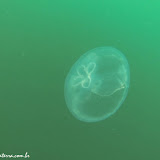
0, 0, 160, 160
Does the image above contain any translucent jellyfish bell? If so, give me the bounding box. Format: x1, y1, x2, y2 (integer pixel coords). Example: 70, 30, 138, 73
64, 47, 130, 122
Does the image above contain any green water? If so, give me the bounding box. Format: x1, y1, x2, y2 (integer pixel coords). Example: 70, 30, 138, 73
0, 0, 160, 160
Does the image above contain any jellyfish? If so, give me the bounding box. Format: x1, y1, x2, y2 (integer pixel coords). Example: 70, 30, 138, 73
64, 47, 130, 122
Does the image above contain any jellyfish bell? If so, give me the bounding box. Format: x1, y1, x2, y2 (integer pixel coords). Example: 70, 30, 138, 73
64, 47, 130, 122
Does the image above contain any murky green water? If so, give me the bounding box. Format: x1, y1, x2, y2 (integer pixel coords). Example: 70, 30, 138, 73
0, 0, 160, 160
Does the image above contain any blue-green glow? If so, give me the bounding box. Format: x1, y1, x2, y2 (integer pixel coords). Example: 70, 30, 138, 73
64, 47, 130, 122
